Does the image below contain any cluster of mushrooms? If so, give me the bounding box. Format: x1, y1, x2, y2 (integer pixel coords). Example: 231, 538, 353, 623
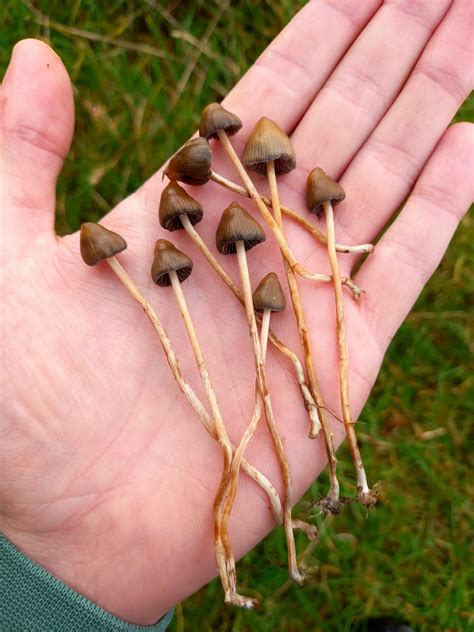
80, 103, 378, 609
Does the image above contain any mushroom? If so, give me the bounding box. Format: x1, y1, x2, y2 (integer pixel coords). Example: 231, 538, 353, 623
306, 168, 377, 507
150, 238, 247, 604
198, 103, 363, 297
164, 137, 212, 185
216, 202, 303, 584
159, 181, 322, 434
241, 118, 341, 511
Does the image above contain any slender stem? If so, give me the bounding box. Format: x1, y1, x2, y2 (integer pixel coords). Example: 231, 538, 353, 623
236, 241, 302, 584
267, 162, 340, 504
323, 201, 372, 504
169, 271, 241, 603
215, 130, 363, 299
210, 171, 374, 255
180, 214, 322, 433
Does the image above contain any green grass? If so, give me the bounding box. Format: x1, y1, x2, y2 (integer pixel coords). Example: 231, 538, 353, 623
1, 2, 473, 631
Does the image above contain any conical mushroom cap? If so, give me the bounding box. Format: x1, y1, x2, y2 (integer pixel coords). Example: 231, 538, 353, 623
199, 102, 243, 140
306, 167, 345, 216
241, 117, 296, 176
151, 240, 193, 286
215, 203, 266, 255
80, 222, 127, 266
164, 138, 212, 186
159, 182, 204, 232
252, 272, 286, 312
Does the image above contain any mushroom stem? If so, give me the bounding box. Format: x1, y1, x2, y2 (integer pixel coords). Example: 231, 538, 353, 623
235, 240, 302, 584
179, 214, 321, 432
323, 201, 375, 505
209, 171, 374, 255
215, 130, 362, 299
267, 161, 340, 506
107, 256, 235, 595
168, 270, 243, 605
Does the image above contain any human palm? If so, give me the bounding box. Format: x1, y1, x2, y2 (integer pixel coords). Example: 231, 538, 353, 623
1, 1, 472, 625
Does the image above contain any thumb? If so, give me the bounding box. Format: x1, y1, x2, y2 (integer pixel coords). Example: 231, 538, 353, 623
0, 39, 74, 263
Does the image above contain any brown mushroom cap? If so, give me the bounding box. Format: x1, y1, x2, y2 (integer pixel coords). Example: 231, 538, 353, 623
306, 167, 346, 216
199, 102, 243, 140
241, 117, 296, 176
215, 202, 266, 255
80, 222, 127, 266
164, 138, 212, 186
151, 239, 193, 286
252, 272, 286, 312
159, 182, 204, 232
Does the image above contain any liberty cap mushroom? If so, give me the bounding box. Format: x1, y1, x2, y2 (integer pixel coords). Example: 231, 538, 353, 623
159, 181, 203, 232
80, 222, 127, 266
215, 202, 266, 254
151, 238, 255, 608
242, 116, 296, 176
199, 102, 242, 140
165, 137, 212, 185
242, 117, 346, 507
215, 202, 304, 587
306, 167, 346, 217
252, 272, 286, 314
305, 169, 377, 508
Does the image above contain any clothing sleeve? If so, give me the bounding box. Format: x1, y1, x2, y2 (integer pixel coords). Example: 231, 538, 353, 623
0, 535, 174, 632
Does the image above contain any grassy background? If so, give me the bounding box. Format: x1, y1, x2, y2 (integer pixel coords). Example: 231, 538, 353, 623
1, 2, 472, 630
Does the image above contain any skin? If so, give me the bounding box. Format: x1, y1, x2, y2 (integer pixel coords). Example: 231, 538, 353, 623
0, 0, 473, 625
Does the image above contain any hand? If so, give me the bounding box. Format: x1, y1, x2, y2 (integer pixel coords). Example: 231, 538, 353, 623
1, 1, 472, 625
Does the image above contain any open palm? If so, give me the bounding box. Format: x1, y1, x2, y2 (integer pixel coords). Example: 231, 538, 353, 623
1, 1, 472, 626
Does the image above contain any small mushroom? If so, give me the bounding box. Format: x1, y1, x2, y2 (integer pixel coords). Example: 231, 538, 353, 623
242, 118, 342, 508
216, 202, 304, 587
158, 182, 322, 445
151, 239, 256, 608
198, 105, 362, 295
306, 167, 346, 217
80, 222, 127, 266
164, 137, 212, 185
199, 102, 242, 140
306, 169, 377, 508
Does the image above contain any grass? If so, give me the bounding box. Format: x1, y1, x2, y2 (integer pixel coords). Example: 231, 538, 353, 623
1, 2, 473, 631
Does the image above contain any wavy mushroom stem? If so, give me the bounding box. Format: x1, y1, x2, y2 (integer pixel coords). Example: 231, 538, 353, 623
215, 130, 363, 300
323, 201, 376, 507
236, 240, 303, 586
169, 271, 238, 602
267, 161, 340, 507
210, 171, 374, 255
179, 214, 322, 432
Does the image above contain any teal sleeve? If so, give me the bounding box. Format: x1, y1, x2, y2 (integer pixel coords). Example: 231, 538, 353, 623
0, 535, 174, 632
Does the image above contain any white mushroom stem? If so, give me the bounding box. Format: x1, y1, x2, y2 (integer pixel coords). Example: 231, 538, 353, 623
323, 201, 373, 504
215, 130, 363, 299
179, 214, 321, 432
209, 171, 374, 255
267, 161, 340, 505
236, 240, 302, 584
